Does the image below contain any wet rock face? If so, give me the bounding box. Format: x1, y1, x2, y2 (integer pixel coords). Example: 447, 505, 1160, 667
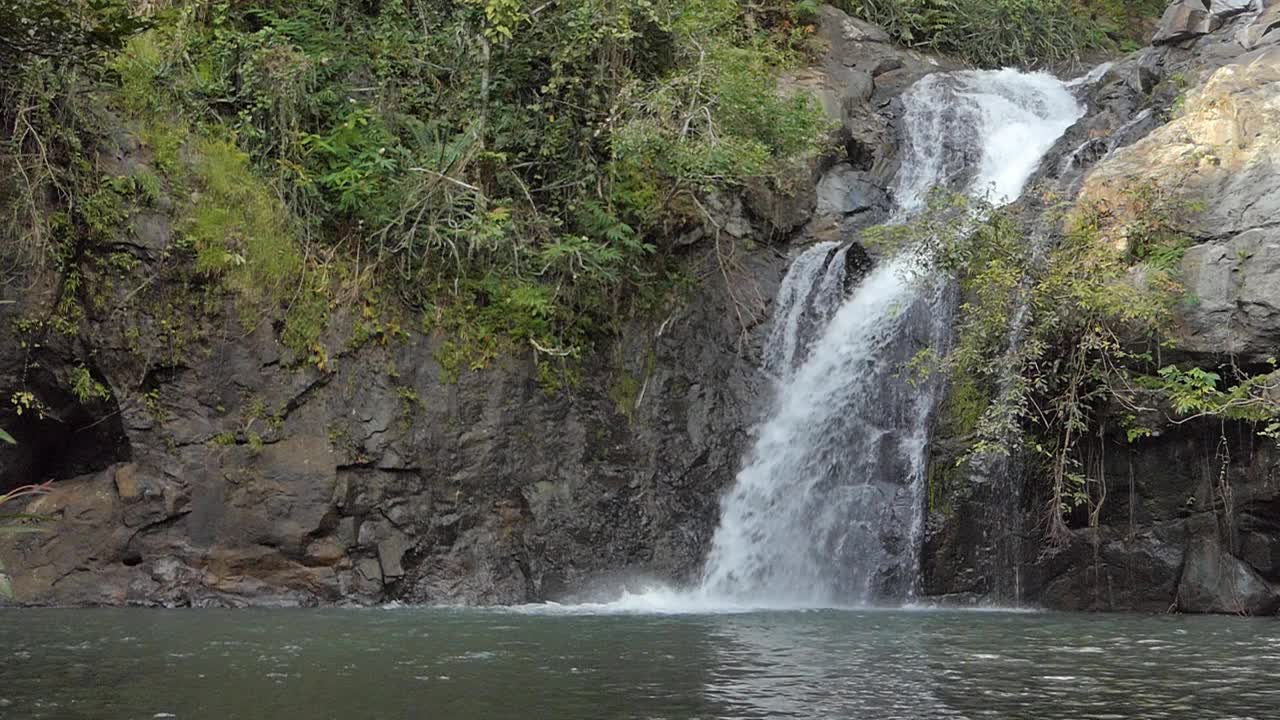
0, 99, 793, 608
1178, 539, 1280, 614
0, 6, 928, 608
814, 164, 892, 234
927, 410, 1280, 614
1019, 422, 1280, 613
0, 241, 785, 606
780, 6, 945, 244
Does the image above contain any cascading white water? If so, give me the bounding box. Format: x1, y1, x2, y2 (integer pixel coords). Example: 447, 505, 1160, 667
760, 242, 850, 380
535, 68, 1087, 615
893, 69, 1087, 212
696, 69, 1085, 608
699, 253, 926, 606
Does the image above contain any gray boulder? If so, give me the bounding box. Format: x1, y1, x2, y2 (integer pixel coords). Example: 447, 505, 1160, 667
1242, 1, 1280, 50
815, 164, 890, 218
1178, 228, 1280, 363
1153, 0, 1214, 45
1178, 539, 1280, 614
1154, 0, 1265, 46
1211, 0, 1257, 18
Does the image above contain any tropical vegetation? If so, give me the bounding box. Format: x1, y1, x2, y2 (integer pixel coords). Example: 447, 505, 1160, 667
1, 0, 1174, 390
3, 0, 837, 386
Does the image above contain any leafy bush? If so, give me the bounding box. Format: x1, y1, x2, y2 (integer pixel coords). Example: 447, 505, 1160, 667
0, 0, 151, 287
93, 0, 826, 376
0, 0, 148, 69
70, 365, 111, 404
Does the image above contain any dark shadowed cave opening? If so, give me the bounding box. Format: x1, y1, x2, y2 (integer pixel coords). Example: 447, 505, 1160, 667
845, 135, 875, 171
0, 385, 131, 494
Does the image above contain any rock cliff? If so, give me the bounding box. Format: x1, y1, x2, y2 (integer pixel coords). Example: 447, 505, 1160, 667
0, 8, 936, 607
4, 2, 1280, 613
924, 1, 1280, 614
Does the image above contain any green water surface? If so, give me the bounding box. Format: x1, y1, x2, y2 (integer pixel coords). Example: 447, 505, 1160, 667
1, 607, 1276, 719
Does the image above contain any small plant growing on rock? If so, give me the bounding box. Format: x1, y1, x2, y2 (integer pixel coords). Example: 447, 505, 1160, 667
70, 365, 111, 404
9, 391, 44, 419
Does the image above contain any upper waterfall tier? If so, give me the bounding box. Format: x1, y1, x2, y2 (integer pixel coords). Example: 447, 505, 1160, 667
894, 68, 1086, 213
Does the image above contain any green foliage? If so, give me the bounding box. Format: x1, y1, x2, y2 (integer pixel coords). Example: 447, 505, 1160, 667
839, 0, 1164, 68
0, 427, 13, 445
9, 390, 44, 418
610, 40, 829, 206
0, 0, 149, 283
1152, 366, 1223, 414
1141, 361, 1280, 430
1, 64, 86, 275
4, 0, 822, 391
0, 0, 149, 68
349, 294, 410, 350
426, 274, 590, 390
396, 386, 424, 419
300, 102, 405, 214
186, 136, 300, 289
939, 376, 989, 439
96, 0, 826, 376
463, 0, 528, 41
182, 131, 332, 365
70, 365, 111, 404
105, 21, 333, 366
1121, 182, 1194, 271
610, 372, 643, 420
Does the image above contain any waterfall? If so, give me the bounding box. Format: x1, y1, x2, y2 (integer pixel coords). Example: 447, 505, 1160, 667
698, 252, 931, 606
697, 69, 1084, 608
760, 242, 852, 380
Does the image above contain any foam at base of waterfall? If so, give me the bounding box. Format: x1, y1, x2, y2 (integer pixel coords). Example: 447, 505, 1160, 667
494, 584, 1044, 615
511, 586, 809, 615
